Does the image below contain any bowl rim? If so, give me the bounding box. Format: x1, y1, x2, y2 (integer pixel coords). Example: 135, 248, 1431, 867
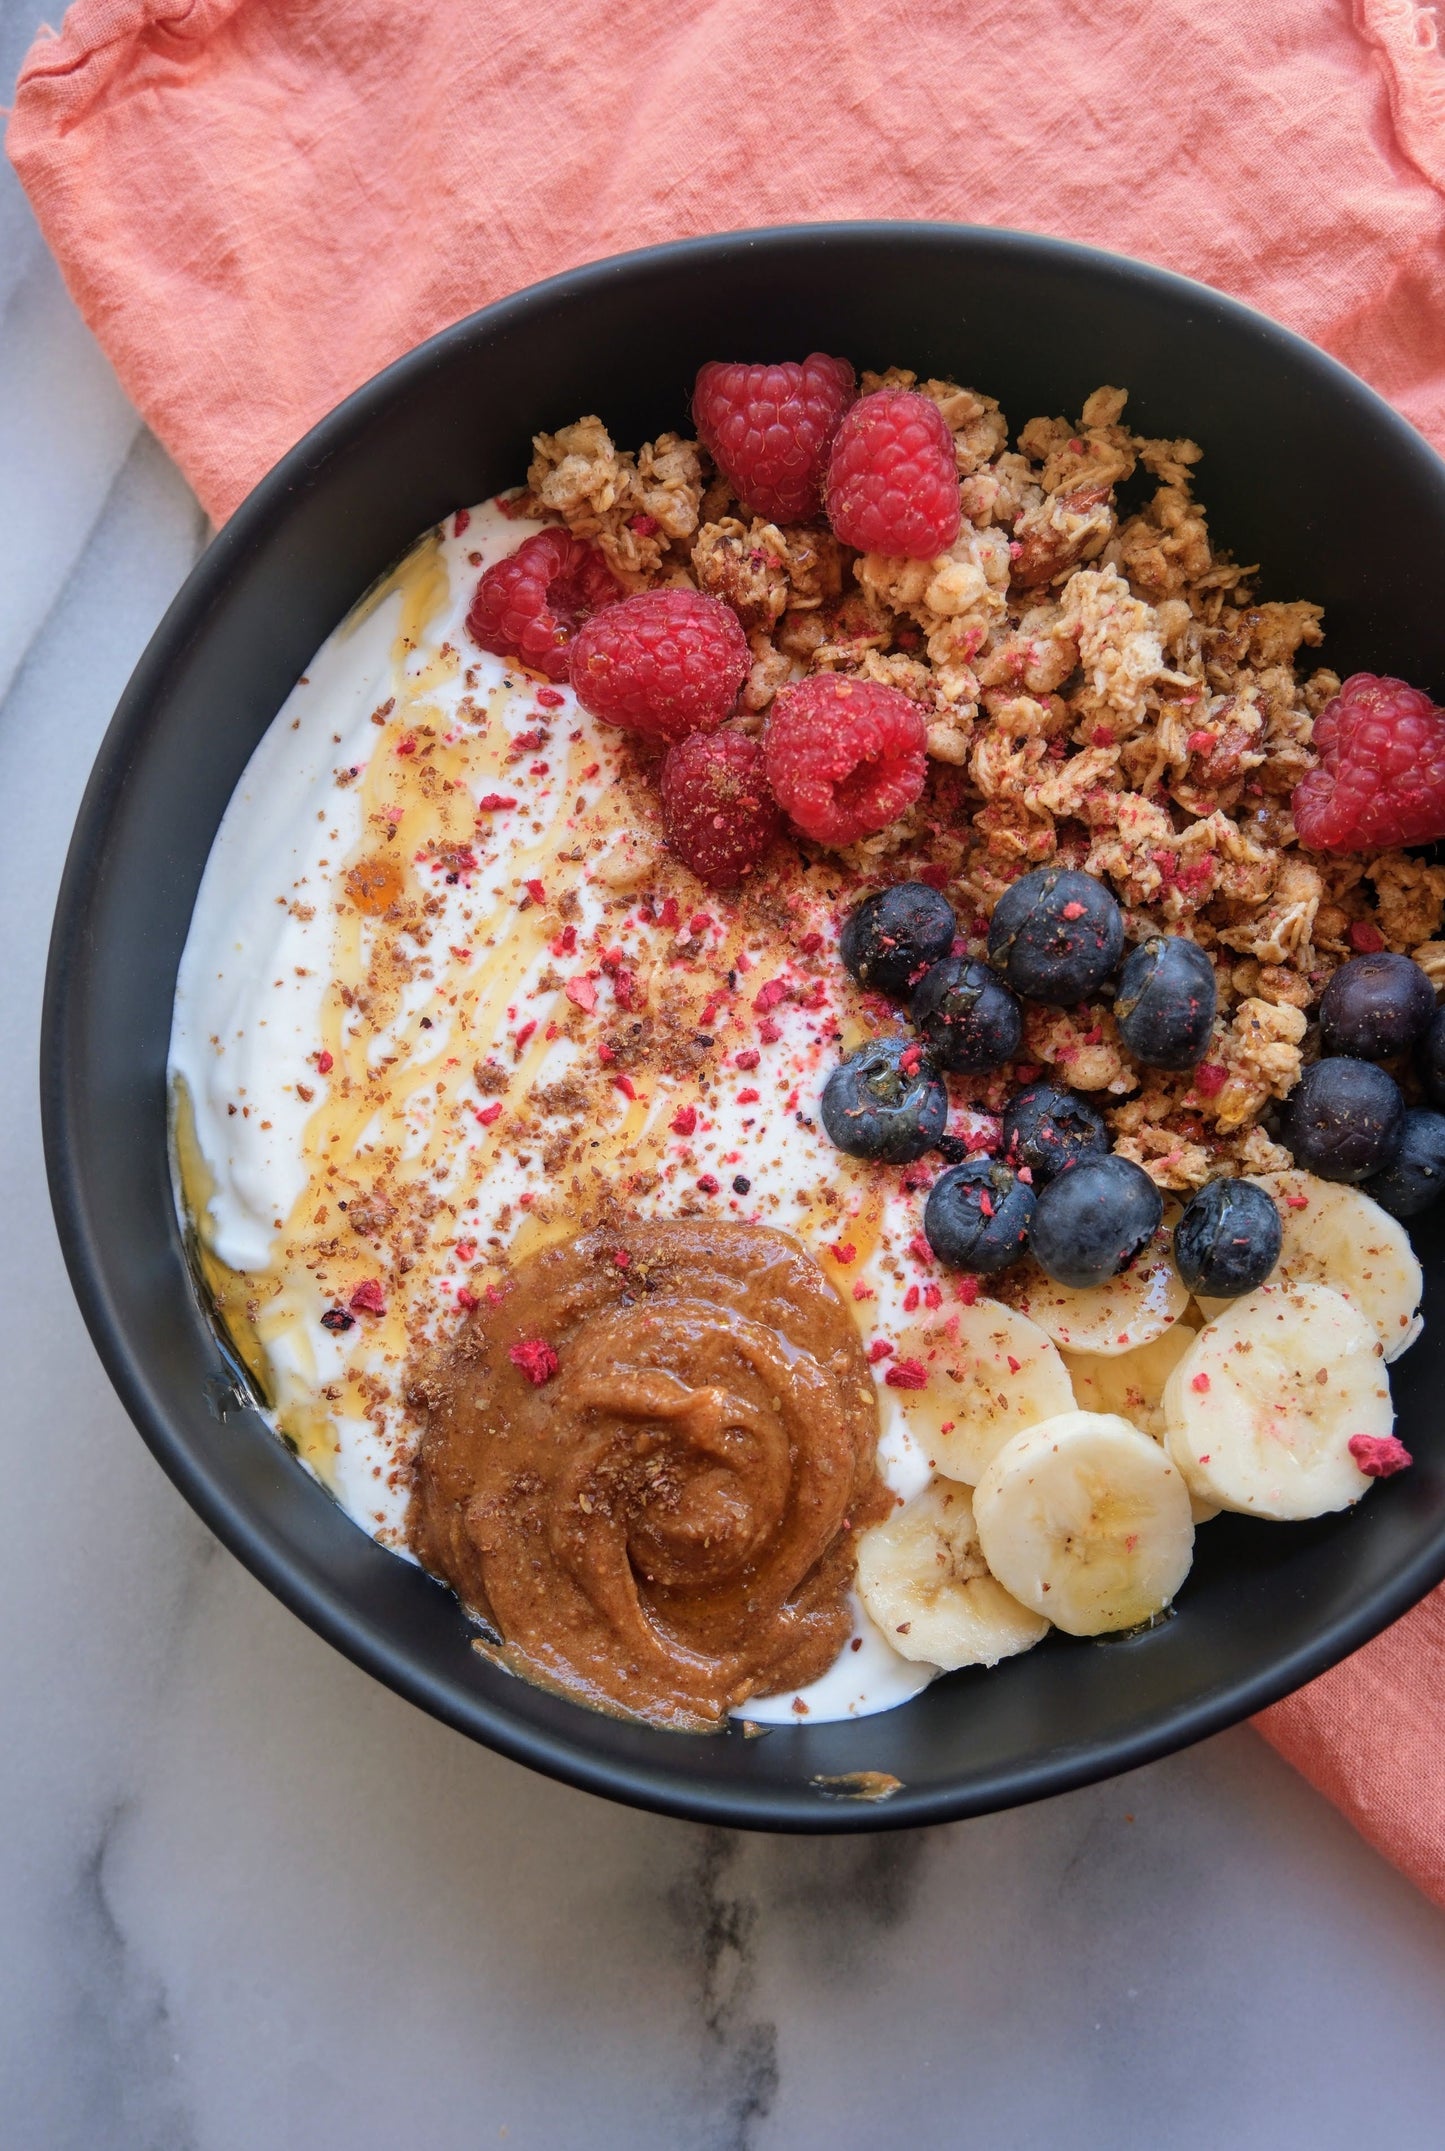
41, 218, 1445, 1831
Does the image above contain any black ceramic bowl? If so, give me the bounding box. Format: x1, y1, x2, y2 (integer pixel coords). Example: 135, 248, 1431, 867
43, 224, 1445, 1831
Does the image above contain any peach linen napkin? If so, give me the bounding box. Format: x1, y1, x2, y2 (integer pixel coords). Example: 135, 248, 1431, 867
10, 0, 1445, 1896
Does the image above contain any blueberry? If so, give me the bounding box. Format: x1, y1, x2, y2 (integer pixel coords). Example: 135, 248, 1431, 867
1319, 953, 1435, 1060
1364, 1107, 1445, 1219
839, 883, 957, 1000
819, 1036, 948, 1163
1281, 1057, 1406, 1183
1173, 1177, 1282, 1297
923, 1158, 1035, 1274
1029, 1155, 1164, 1289
987, 867, 1124, 1006
1000, 1082, 1110, 1184
1114, 934, 1217, 1070
1423, 1007, 1445, 1109
910, 958, 1022, 1073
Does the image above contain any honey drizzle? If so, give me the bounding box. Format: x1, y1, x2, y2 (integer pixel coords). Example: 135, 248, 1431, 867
185, 539, 691, 1485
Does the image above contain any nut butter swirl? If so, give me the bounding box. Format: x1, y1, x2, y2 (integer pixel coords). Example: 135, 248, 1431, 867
408, 1219, 889, 1729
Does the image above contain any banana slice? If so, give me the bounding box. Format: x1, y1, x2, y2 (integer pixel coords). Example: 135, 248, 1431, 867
973, 1410, 1195, 1636
1004, 1219, 1190, 1356
856, 1479, 1050, 1668
1162, 1278, 1392, 1520
1061, 1324, 1196, 1440
891, 1299, 1075, 1485
1196, 1171, 1422, 1364
1058, 1333, 1220, 1522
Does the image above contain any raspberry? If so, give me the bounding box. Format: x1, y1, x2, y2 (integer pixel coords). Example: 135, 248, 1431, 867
466, 530, 620, 682
1348, 1433, 1412, 1478
826, 390, 962, 558
692, 353, 855, 524
508, 1337, 558, 1385
764, 675, 928, 847
1293, 673, 1445, 851
660, 728, 783, 887
569, 589, 749, 744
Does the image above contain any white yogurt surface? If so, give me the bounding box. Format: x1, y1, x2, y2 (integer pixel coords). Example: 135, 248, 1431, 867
169, 498, 1004, 1723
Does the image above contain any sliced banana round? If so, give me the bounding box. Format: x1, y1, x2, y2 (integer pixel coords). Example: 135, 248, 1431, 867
1162, 1278, 1392, 1520
1061, 1323, 1196, 1441
856, 1479, 1050, 1669
1007, 1219, 1190, 1356
1196, 1171, 1421, 1364
896, 1298, 1075, 1485
973, 1410, 1195, 1637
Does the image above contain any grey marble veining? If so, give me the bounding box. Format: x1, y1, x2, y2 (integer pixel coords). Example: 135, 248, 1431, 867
7, 9, 1445, 2144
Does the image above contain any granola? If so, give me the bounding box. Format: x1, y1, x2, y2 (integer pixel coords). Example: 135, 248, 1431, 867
526, 379, 1445, 1186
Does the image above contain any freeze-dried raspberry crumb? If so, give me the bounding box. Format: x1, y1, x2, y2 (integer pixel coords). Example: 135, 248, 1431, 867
692, 353, 856, 523
1348, 1433, 1413, 1478
509, 1337, 559, 1385
670, 1105, 698, 1136
348, 1279, 386, 1317
826, 389, 962, 557
467, 529, 620, 683
570, 588, 750, 743
765, 674, 928, 846
1194, 1063, 1227, 1097
1293, 673, 1445, 850
885, 1358, 928, 1390
660, 729, 783, 887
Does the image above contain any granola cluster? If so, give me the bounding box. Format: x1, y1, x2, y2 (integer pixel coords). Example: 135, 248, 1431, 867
520, 380, 1445, 1191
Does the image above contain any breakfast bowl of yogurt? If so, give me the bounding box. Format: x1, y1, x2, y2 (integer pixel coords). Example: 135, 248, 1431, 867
44, 225, 1445, 1828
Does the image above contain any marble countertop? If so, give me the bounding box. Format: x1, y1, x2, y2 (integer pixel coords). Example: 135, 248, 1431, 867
7, 12, 1445, 2143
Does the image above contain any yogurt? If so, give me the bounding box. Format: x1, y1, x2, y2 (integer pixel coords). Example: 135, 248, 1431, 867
170, 499, 991, 1723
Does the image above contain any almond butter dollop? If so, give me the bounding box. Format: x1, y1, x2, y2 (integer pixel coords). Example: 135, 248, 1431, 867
407, 1219, 889, 1730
